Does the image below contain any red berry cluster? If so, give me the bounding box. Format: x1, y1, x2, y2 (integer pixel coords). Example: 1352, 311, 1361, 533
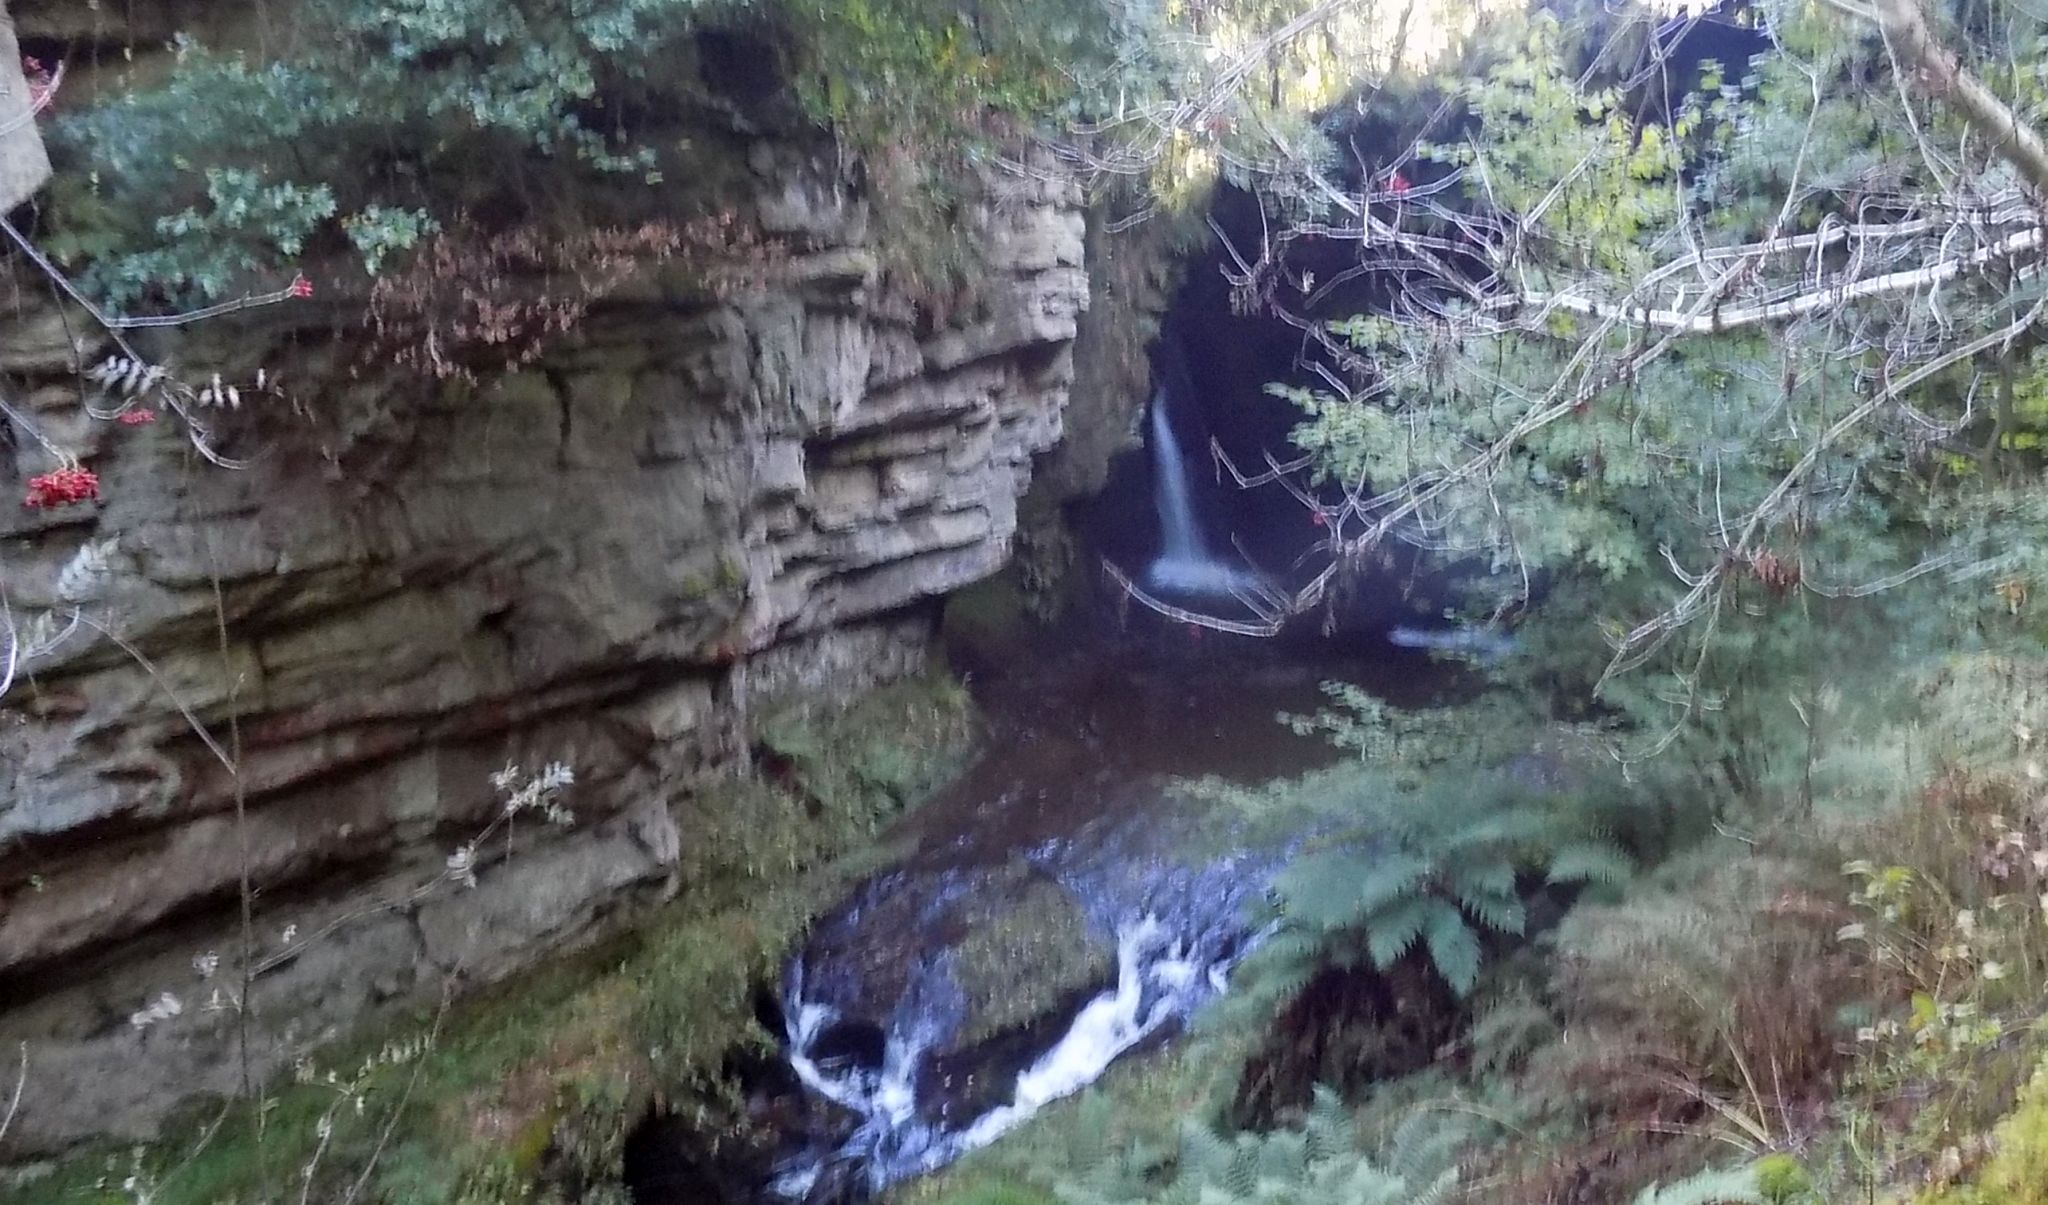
117, 408, 158, 426
24, 466, 100, 509
287, 275, 315, 299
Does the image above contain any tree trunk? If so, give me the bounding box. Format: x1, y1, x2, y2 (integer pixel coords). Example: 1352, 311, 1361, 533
0, 1, 51, 212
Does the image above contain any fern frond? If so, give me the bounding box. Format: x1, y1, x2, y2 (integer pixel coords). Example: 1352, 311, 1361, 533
1407, 1166, 1461, 1205
1456, 886, 1527, 936
1448, 859, 1516, 901
1366, 897, 1435, 968
1387, 1108, 1468, 1185
1276, 851, 1427, 932
1548, 841, 1634, 886
1445, 807, 1552, 850
1302, 1085, 1352, 1165
1423, 901, 1484, 994
1255, 1129, 1308, 1187
1176, 1116, 1234, 1187
1467, 992, 1556, 1073
1326, 1160, 1409, 1203
1630, 1165, 1763, 1205
1222, 1135, 1260, 1199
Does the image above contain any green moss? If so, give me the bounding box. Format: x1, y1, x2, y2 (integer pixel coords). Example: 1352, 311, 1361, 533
757, 672, 978, 831
917, 1181, 1061, 1205
1, 673, 977, 1205
950, 877, 1113, 1047
942, 574, 1036, 658
1754, 1154, 1814, 1204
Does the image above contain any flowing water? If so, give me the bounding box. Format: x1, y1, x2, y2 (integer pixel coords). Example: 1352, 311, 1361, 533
1145, 392, 1261, 598
743, 379, 1466, 1201
765, 637, 1446, 1201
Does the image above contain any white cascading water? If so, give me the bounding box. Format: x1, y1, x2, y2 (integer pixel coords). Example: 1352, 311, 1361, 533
1152, 393, 1203, 566
1146, 391, 1255, 597
770, 836, 1277, 1196
773, 901, 1270, 1199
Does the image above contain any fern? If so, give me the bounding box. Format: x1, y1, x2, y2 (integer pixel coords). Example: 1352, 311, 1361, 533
1466, 990, 1557, 1075
1051, 1104, 1465, 1205
1422, 902, 1485, 996
1245, 759, 1632, 1001
1364, 896, 1439, 969
1548, 841, 1635, 886
1631, 1165, 1764, 1205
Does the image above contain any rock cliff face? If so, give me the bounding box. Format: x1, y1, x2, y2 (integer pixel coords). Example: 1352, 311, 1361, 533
0, 149, 1087, 1153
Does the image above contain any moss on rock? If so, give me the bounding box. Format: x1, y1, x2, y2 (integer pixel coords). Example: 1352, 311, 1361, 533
950, 876, 1115, 1048
0, 673, 978, 1205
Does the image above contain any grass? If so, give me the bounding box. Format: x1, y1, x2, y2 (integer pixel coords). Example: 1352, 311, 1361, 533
1, 672, 978, 1205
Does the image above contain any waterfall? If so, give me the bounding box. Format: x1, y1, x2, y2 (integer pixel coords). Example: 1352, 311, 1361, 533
1146, 389, 1252, 596
1152, 393, 1202, 565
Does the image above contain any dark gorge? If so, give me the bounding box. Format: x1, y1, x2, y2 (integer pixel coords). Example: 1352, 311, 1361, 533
5, 1, 2048, 1203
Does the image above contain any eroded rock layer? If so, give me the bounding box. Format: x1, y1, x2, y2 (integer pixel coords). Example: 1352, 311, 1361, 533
0, 149, 1086, 1153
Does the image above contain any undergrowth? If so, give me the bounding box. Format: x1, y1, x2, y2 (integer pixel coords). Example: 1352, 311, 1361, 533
900, 651, 2048, 1205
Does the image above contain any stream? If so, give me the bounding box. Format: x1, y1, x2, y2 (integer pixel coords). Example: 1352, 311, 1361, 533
766, 630, 1448, 1200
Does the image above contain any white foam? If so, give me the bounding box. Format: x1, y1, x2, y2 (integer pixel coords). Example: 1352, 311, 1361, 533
1387, 624, 1516, 659
1147, 556, 1262, 597
776, 913, 1250, 1195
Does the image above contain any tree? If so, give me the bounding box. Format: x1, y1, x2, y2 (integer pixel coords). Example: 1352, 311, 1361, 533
1154, 0, 2048, 769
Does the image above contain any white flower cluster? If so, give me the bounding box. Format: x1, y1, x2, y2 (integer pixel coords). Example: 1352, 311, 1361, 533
443, 762, 577, 890
446, 843, 479, 889
85, 353, 168, 398
128, 991, 183, 1030
492, 760, 576, 825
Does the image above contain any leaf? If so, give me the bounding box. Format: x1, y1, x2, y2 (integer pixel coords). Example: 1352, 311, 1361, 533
1275, 851, 1425, 931
1449, 860, 1515, 900
1548, 842, 1634, 886
1423, 901, 1484, 995
1366, 897, 1435, 968
1630, 1165, 1763, 1205
1459, 888, 1527, 936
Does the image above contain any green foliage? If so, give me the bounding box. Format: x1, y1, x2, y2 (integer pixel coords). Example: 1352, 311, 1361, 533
346, 205, 441, 274
38, 0, 1132, 306
1536, 841, 1854, 1151
1278, 2, 2048, 807
1042, 1088, 1462, 1205
1631, 1166, 1763, 1205
755, 672, 977, 839
1231, 689, 1633, 1002
1920, 1057, 2048, 1204
937, 1184, 1064, 1205
1753, 1153, 1814, 1204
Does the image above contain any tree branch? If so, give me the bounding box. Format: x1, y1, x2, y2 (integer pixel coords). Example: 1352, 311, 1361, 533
1501, 224, 2043, 333
1873, 0, 2048, 198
